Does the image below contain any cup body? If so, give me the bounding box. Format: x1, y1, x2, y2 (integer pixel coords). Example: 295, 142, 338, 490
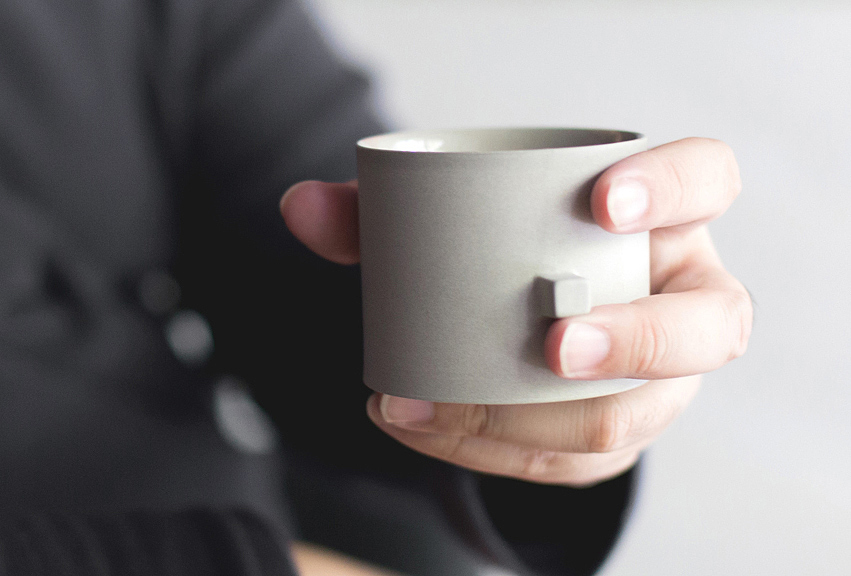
357, 128, 649, 404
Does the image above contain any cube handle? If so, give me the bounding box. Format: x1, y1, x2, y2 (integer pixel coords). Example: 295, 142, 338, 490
535, 273, 591, 318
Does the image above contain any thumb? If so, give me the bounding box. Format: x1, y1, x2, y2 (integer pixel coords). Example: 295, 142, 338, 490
280, 180, 360, 265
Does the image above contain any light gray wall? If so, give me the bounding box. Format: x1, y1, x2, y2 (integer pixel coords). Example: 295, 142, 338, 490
308, 1, 851, 574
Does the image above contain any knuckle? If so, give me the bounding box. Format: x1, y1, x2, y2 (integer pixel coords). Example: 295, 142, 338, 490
725, 288, 754, 360
586, 398, 634, 453
558, 452, 641, 488
704, 139, 742, 211
516, 448, 562, 481
659, 154, 692, 217
436, 434, 466, 464
665, 138, 742, 221
630, 310, 672, 376
715, 139, 743, 202
461, 404, 493, 438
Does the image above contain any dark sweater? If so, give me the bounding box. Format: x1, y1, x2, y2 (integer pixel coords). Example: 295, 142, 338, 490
0, 0, 636, 574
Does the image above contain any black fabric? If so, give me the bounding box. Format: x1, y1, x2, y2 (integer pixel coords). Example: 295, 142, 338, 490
476, 465, 640, 576
0, 0, 639, 574
0, 509, 296, 576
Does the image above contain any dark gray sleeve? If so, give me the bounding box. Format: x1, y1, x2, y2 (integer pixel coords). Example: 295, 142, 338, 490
0, 509, 296, 576
286, 452, 640, 576
146, 3, 638, 576
146, 0, 383, 404
468, 465, 641, 576
193, 0, 383, 235
144, 0, 384, 251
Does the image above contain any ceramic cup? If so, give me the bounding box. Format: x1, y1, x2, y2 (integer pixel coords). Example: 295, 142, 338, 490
357, 127, 649, 404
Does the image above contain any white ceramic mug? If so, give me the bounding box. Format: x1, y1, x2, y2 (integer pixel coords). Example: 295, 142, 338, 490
357, 128, 649, 404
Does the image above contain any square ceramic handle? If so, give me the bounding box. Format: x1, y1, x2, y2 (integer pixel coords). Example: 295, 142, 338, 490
536, 273, 591, 318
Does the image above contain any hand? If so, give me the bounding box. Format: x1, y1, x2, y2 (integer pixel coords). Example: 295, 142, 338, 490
280, 138, 752, 487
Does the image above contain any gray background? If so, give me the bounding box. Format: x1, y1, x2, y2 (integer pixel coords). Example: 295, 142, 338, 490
307, 1, 851, 574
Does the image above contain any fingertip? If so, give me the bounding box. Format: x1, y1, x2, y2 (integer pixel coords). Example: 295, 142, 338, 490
365, 393, 382, 423
547, 318, 613, 380
278, 180, 308, 221
279, 180, 361, 265
544, 319, 571, 377
591, 169, 650, 234
590, 169, 615, 226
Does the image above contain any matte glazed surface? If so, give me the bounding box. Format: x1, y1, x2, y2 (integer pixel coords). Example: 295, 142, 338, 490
358, 128, 649, 404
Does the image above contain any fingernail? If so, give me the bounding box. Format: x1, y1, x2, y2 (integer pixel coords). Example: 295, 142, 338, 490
559, 323, 610, 376
379, 395, 435, 426
607, 178, 649, 229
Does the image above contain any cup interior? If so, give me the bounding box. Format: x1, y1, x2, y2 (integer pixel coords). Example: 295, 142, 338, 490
358, 127, 643, 153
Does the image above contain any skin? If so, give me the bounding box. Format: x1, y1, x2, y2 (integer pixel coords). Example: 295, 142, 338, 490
280, 137, 753, 488
291, 542, 404, 576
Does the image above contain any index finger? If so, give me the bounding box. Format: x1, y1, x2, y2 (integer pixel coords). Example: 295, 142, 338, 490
591, 138, 742, 234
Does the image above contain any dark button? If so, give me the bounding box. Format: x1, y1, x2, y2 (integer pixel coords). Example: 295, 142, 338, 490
137, 270, 181, 316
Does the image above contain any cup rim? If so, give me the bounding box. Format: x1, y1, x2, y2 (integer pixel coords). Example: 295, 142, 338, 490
357, 127, 645, 154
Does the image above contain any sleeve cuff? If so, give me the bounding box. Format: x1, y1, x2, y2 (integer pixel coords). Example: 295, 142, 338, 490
436, 461, 642, 576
